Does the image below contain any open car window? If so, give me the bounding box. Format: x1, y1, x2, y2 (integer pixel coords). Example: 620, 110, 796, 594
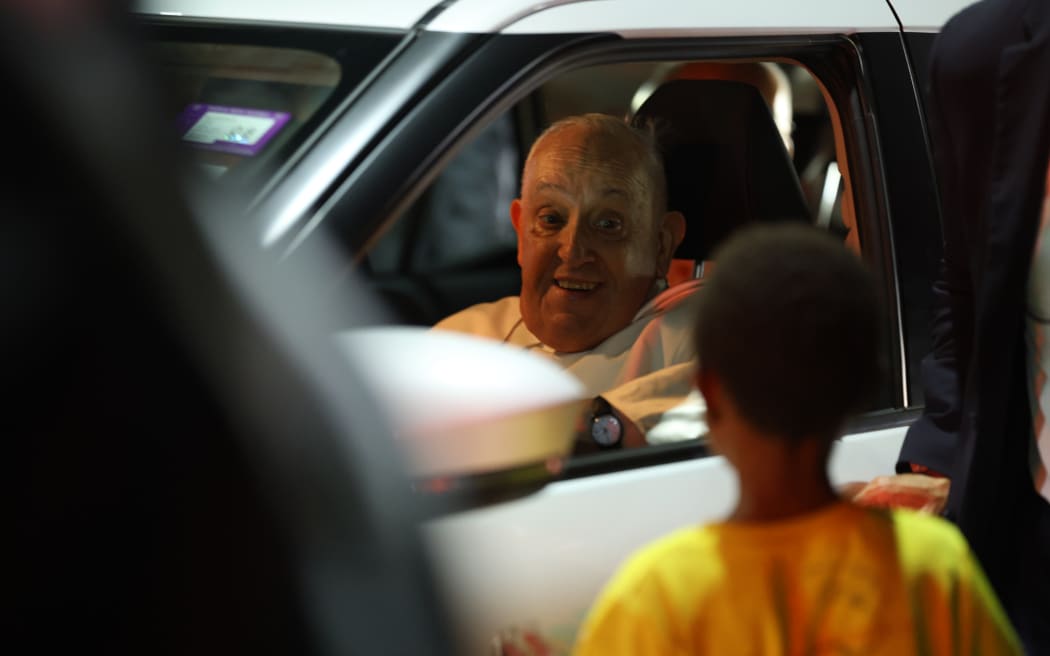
366, 58, 858, 321
360, 54, 885, 464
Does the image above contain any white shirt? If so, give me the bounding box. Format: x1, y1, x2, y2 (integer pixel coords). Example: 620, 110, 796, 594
1026, 162, 1050, 503
433, 279, 707, 441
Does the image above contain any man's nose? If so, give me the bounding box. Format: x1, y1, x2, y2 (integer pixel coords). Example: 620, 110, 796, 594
556, 218, 595, 265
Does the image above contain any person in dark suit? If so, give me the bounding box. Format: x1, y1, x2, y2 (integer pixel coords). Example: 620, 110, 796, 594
862, 0, 1050, 649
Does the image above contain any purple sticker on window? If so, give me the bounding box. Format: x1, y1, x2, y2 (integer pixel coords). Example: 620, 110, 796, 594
176, 104, 291, 156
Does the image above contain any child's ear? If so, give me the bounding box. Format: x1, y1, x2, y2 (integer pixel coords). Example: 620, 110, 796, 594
697, 367, 722, 427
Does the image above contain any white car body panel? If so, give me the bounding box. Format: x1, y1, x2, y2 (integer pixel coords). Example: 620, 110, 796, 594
133, 0, 440, 29
133, 0, 925, 36
337, 328, 586, 477
425, 425, 909, 653
429, 0, 899, 35
887, 0, 977, 32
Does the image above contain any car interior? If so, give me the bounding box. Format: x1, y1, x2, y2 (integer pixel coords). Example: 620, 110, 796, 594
363, 59, 853, 329
148, 39, 372, 190
631, 78, 812, 274
145, 48, 854, 331
150, 48, 885, 451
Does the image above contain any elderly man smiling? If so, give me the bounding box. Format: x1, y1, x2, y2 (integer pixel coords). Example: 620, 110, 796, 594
435, 113, 703, 448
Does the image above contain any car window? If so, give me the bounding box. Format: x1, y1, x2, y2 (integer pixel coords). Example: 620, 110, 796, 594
152, 42, 340, 181
144, 28, 401, 193
540, 60, 857, 254
360, 54, 886, 460
367, 112, 521, 275
367, 57, 856, 321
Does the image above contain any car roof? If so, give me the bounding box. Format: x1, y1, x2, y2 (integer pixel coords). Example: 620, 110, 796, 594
134, 0, 975, 33
432, 0, 896, 34
887, 0, 976, 32
132, 0, 443, 30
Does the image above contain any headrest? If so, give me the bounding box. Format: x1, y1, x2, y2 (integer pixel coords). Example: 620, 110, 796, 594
632, 79, 811, 261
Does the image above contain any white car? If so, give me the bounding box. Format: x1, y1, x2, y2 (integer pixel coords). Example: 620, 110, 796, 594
135, 0, 971, 652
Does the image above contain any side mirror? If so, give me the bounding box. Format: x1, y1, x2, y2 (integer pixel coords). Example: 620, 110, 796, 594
337, 327, 587, 508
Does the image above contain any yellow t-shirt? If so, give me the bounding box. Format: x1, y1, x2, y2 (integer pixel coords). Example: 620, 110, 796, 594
574, 502, 1020, 655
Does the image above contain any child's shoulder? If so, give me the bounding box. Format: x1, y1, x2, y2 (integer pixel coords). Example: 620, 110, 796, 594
884, 507, 974, 569
625, 524, 720, 569
886, 507, 968, 546
606, 525, 722, 592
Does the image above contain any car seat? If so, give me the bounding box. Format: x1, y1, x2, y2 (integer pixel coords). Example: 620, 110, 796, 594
630, 79, 811, 274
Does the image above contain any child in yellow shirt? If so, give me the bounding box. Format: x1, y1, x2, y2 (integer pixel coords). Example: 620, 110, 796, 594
574, 224, 1021, 655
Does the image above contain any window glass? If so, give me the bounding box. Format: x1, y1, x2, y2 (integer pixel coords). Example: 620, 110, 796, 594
540, 61, 854, 250
368, 113, 520, 274
363, 56, 875, 455
369, 58, 853, 298
151, 42, 341, 182
147, 28, 402, 190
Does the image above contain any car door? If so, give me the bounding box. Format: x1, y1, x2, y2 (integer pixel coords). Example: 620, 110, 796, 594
134, 1, 965, 652
285, 1, 952, 652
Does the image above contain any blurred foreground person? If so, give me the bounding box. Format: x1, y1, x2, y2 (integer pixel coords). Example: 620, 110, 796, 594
5, 2, 451, 654
574, 224, 1020, 655
435, 113, 697, 448
853, 0, 1050, 648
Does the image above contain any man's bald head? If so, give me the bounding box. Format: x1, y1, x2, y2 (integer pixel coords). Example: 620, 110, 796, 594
524, 113, 669, 224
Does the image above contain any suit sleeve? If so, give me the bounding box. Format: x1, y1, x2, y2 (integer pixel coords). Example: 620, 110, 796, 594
898, 259, 972, 475
897, 39, 975, 478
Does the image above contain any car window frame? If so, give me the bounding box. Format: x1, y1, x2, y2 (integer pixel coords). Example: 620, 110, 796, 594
292, 30, 937, 482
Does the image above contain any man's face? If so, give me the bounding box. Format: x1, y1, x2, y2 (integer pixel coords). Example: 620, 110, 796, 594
511, 123, 671, 353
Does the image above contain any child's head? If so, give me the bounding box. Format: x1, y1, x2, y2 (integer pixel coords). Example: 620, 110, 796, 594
694, 223, 882, 454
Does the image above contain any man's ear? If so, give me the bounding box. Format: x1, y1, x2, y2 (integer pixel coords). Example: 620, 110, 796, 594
657, 210, 687, 276
510, 198, 524, 266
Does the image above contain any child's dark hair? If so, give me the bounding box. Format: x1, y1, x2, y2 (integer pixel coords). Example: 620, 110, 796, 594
694, 223, 883, 441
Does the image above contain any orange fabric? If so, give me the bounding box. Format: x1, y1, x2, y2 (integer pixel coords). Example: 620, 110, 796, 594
909, 462, 948, 478
667, 259, 695, 287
